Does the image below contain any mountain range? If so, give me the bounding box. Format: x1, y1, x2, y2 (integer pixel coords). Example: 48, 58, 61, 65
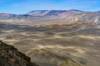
0, 9, 100, 25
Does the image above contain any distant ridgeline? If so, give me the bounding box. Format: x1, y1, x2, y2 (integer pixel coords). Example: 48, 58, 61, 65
0, 10, 100, 25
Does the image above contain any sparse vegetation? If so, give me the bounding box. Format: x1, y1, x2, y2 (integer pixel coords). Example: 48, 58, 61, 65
0, 23, 100, 66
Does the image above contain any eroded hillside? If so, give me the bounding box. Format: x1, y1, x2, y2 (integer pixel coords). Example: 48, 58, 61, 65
0, 41, 38, 66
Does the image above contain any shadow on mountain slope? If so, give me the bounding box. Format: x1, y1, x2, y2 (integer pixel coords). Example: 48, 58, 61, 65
0, 40, 38, 66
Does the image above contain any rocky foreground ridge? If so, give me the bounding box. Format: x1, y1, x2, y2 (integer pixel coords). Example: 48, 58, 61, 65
0, 40, 38, 66
0, 40, 88, 66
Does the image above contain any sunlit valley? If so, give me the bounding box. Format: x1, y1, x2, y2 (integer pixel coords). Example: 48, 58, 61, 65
0, 0, 100, 66
0, 10, 100, 66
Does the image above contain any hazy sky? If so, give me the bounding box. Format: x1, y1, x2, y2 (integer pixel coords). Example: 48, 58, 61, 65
0, 0, 100, 14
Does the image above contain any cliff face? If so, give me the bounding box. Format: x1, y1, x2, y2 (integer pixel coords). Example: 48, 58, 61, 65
0, 40, 37, 66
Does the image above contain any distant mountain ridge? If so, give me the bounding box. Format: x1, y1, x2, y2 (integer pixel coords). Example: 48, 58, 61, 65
0, 9, 100, 25
0, 9, 97, 18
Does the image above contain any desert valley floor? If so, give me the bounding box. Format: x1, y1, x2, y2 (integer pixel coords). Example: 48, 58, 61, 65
0, 22, 100, 66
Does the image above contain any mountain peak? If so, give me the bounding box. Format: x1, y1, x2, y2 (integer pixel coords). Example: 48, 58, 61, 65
27, 9, 83, 16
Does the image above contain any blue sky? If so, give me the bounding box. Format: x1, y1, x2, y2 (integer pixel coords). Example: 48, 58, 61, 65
0, 0, 100, 14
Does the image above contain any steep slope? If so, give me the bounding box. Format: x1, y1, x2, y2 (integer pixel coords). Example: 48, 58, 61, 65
0, 40, 37, 66
0, 40, 87, 66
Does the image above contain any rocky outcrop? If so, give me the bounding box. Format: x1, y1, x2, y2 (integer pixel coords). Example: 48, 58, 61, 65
0, 40, 38, 66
